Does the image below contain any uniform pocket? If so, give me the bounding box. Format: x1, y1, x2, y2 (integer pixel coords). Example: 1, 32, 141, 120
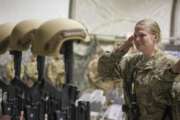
151, 75, 173, 105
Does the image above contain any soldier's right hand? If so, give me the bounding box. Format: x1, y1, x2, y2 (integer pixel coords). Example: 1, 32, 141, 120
113, 35, 134, 53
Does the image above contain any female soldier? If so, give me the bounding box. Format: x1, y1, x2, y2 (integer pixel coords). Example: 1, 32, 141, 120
98, 19, 180, 120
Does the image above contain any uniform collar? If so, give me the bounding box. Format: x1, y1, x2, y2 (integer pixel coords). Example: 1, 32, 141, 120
136, 49, 163, 70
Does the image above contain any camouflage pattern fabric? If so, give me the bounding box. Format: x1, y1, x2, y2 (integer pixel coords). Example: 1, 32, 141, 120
5, 55, 37, 87
23, 55, 38, 87
5, 54, 65, 88
87, 56, 122, 94
98, 49, 180, 120
46, 55, 65, 87
5, 60, 25, 80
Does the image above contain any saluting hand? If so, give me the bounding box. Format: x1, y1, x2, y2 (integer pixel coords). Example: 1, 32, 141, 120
113, 35, 134, 53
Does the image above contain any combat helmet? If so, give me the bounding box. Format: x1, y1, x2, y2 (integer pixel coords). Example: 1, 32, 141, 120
31, 18, 88, 56
0, 23, 15, 54
9, 19, 43, 51
7, 20, 43, 83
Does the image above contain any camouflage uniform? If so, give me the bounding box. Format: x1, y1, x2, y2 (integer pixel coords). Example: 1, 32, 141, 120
87, 56, 122, 94
98, 49, 180, 120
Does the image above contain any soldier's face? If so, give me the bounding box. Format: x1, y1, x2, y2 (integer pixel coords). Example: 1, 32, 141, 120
134, 24, 156, 56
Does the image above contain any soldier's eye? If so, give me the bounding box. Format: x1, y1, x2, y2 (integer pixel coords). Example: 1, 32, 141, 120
134, 33, 146, 38
139, 33, 146, 37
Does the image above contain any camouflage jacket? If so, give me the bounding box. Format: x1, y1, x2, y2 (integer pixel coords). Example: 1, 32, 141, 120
98, 49, 180, 120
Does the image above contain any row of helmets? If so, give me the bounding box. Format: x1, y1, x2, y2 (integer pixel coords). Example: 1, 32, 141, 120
0, 18, 88, 56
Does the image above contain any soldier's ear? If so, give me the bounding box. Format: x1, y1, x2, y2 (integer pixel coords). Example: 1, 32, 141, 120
151, 34, 157, 43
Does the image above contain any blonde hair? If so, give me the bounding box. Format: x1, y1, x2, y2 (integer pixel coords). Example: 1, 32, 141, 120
136, 19, 161, 43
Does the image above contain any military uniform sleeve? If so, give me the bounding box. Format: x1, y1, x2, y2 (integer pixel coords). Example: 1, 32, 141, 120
159, 56, 180, 119
97, 51, 123, 79
163, 59, 180, 119
97, 50, 134, 80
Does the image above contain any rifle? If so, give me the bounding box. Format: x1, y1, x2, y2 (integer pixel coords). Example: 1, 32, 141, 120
22, 40, 90, 120
24, 86, 40, 120
28, 55, 63, 120
2, 51, 28, 120
58, 41, 76, 120
54, 40, 90, 120
59, 84, 79, 120
76, 101, 90, 120
0, 79, 8, 114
